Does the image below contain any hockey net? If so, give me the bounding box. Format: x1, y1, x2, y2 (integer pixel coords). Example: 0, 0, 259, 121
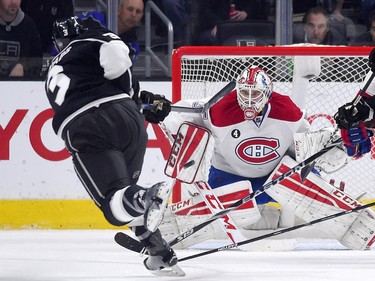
171, 45, 375, 205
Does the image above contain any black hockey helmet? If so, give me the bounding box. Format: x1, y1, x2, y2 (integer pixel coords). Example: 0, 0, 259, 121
52, 16, 86, 52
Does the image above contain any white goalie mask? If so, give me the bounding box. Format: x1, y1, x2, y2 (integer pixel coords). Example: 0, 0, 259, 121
236, 66, 273, 120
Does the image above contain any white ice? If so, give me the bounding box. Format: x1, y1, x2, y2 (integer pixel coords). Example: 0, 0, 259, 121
0, 229, 374, 281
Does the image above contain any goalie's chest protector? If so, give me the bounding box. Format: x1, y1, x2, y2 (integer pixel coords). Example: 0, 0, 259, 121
206, 92, 306, 178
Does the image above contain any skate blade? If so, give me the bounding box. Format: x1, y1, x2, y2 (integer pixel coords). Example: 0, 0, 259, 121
146, 182, 173, 232
149, 264, 185, 277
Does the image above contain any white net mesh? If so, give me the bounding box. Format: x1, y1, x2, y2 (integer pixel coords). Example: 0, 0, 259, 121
172, 46, 375, 202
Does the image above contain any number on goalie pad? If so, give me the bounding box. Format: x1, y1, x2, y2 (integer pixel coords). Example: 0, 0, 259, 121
164, 122, 211, 183
265, 155, 375, 250
158, 180, 260, 249
294, 128, 348, 173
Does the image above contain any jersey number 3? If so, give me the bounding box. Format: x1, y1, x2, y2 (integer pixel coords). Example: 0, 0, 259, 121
46, 65, 71, 106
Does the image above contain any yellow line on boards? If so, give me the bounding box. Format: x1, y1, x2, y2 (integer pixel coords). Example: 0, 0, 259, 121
0, 200, 128, 230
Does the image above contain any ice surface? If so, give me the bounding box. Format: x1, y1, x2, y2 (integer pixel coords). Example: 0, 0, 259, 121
0, 230, 374, 281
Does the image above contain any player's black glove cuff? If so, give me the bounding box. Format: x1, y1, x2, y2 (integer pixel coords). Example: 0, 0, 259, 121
334, 98, 370, 129
140, 91, 172, 124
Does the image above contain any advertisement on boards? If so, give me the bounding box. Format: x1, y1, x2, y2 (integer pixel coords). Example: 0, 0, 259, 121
0, 81, 172, 199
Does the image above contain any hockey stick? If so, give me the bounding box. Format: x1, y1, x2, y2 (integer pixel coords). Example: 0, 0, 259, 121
166, 138, 342, 247
142, 81, 236, 113
178, 200, 375, 262
351, 70, 375, 112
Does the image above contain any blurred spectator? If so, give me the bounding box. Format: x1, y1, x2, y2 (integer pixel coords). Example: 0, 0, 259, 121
359, 0, 375, 28
296, 6, 348, 45
293, 0, 346, 23
160, 0, 189, 45
21, 0, 74, 55
322, 0, 345, 22
350, 10, 375, 46
194, 0, 267, 46
231, 0, 268, 21
0, 0, 42, 77
118, 0, 144, 63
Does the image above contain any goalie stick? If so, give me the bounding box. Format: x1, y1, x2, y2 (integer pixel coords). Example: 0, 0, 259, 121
114, 201, 375, 258
142, 81, 236, 113
115, 138, 343, 252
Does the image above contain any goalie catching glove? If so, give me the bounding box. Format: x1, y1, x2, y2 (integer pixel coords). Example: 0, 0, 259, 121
140, 90, 171, 124
294, 127, 348, 174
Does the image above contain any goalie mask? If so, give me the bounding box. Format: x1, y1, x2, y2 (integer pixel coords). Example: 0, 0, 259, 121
52, 17, 85, 52
236, 66, 273, 120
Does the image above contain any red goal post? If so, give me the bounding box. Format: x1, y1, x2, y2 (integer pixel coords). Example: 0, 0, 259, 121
171, 46, 375, 204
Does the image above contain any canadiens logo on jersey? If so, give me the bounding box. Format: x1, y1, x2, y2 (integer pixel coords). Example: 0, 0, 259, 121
235, 137, 280, 165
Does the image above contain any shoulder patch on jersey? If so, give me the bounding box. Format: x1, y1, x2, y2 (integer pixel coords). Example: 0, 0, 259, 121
268, 93, 303, 122
209, 91, 244, 127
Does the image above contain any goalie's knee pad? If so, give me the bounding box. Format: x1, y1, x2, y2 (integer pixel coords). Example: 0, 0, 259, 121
244, 203, 281, 230
210, 180, 261, 228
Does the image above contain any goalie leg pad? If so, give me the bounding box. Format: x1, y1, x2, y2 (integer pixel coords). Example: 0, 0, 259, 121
265, 155, 373, 250
160, 180, 261, 248
340, 208, 375, 250
159, 209, 223, 249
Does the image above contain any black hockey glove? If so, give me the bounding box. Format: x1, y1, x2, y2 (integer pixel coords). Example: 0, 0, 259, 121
140, 90, 171, 124
334, 98, 370, 129
368, 48, 375, 72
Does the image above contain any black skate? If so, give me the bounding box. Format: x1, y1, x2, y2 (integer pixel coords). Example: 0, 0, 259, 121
141, 229, 184, 276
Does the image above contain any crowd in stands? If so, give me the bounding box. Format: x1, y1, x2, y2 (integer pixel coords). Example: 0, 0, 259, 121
1, 0, 375, 79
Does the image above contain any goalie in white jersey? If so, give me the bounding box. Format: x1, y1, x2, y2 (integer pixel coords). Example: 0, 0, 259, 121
161, 65, 375, 250
165, 66, 309, 205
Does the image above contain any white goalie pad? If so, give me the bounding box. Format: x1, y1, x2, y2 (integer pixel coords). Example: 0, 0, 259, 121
294, 127, 348, 173
164, 122, 210, 183
265, 156, 375, 250
159, 180, 260, 249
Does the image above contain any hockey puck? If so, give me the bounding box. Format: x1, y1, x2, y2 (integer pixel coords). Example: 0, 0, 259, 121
183, 160, 195, 168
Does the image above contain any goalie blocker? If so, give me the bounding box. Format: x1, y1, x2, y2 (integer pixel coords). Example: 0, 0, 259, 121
265, 156, 375, 250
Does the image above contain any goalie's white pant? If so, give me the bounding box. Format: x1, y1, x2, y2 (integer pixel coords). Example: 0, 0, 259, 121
265, 156, 375, 250
159, 180, 261, 249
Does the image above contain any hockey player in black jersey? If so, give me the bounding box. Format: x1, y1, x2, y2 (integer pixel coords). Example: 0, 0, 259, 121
45, 16, 180, 275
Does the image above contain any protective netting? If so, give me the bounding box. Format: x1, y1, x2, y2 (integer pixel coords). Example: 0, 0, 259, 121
172, 46, 375, 201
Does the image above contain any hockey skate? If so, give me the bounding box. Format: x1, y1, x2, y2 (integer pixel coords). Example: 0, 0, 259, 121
143, 181, 172, 232
141, 229, 185, 276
